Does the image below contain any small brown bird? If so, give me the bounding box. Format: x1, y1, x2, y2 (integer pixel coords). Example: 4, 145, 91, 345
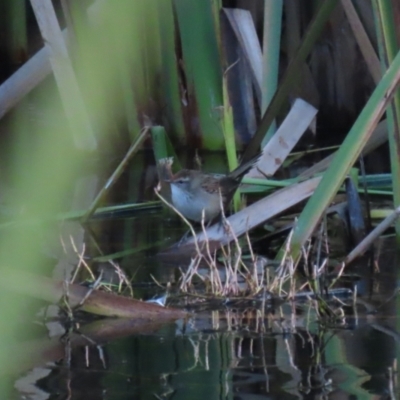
164, 156, 258, 223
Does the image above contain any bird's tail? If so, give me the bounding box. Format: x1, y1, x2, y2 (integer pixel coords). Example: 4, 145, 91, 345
228, 153, 261, 181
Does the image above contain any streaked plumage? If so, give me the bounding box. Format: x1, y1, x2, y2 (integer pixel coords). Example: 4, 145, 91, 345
167, 155, 259, 222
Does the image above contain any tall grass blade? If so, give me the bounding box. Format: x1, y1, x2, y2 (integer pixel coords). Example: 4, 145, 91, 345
223, 8, 262, 104
289, 49, 400, 261
341, 0, 381, 84
372, 0, 400, 239
261, 0, 283, 143
220, 12, 256, 144
30, 0, 97, 150
84, 128, 149, 221
299, 120, 388, 179
158, 0, 186, 142
222, 71, 240, 211
151, 125, 181, 169
242, 0, 338, 162
174, 0, 224, 150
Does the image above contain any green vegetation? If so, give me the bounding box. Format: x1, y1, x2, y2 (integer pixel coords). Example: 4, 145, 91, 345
1, 1, 400, 395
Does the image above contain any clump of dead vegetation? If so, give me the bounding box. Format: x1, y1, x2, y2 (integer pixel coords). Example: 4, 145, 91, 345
154, 179, 353, 320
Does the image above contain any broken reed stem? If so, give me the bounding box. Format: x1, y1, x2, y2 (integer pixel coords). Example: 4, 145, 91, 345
158, 181, 342, 300
84, 127, 149, 222
159, 183, 263, 296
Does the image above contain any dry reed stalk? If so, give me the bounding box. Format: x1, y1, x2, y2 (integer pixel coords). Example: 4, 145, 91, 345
157, 176, 347, 303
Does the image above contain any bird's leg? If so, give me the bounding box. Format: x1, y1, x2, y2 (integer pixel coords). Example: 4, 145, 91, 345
215, 189, 231, 234
178, 214, 201, 247
178, 228, 192, 246
209, 210, 231, 235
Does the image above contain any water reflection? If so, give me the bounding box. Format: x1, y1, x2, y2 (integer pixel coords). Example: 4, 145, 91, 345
9, 161, 400, 399
13, 294, 400, 399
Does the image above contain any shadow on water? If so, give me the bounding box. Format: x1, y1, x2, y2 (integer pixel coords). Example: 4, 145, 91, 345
7, 155, 400, 399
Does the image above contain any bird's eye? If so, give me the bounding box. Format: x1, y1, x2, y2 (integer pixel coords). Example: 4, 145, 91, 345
177, 179, 185, 185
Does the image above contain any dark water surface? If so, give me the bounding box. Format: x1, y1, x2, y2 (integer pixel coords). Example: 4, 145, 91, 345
6, 162, 400, 400
13, 224, 400, 399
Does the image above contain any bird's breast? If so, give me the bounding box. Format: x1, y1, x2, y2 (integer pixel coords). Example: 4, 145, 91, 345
170, 184, 221, 222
